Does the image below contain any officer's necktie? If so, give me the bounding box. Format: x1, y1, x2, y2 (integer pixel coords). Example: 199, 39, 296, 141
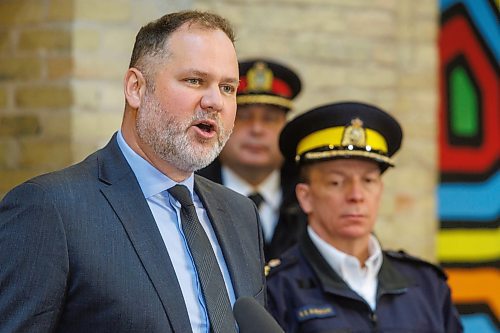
168, 185, 236, 333
247, 192, 264, 209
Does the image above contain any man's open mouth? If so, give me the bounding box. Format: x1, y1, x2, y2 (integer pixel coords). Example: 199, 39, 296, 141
196, 123, 213, 132
193, 120, 217, 134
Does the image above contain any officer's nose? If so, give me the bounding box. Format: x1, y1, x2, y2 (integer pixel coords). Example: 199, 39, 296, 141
346, 179, 365, 202
249, 116, 266, 134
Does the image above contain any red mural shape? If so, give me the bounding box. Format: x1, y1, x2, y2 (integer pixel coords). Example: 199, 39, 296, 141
439, 14, 499, 174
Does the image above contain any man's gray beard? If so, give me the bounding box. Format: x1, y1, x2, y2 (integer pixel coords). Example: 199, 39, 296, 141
136, 93, 232, 173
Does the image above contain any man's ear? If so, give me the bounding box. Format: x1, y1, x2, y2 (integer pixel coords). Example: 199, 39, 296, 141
124, 68, 146, 109
296, 183, 312, 214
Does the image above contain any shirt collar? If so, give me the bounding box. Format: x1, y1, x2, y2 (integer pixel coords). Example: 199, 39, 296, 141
307, 226, 383, 279
221, 166, 281, 210
116, 130, 194, 198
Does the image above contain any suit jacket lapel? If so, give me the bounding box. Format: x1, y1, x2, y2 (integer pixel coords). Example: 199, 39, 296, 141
97, 134, 192, 333
194, 176, 254, 299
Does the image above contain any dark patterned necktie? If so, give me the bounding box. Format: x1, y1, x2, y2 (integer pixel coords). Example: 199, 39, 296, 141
248, 192, 264, 209
168, 185, 236, 333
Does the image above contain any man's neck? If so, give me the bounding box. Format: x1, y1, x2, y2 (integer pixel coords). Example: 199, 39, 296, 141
121, 124, 192, 182
312, 227, 371, 266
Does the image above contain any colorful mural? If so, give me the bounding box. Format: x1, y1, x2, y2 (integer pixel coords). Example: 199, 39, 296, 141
438, 0, 499, 332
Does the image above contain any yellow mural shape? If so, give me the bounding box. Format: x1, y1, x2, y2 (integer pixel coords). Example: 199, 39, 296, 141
437, 228, 500, 262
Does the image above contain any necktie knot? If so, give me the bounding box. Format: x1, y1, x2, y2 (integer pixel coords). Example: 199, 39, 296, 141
248, 192, 264, 209
168, 185, 194, 208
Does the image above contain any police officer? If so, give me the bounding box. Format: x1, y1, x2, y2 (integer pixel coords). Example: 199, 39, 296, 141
266, 102, 463, 332
198, 59, 307, 260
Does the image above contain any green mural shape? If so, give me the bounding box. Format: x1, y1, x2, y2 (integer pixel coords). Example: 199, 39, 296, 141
450, 66, 479, 137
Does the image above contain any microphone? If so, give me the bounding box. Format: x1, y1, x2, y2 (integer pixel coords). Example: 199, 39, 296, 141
233, 296, 284, 333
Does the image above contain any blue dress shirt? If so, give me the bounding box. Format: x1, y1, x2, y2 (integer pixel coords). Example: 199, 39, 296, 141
116, 131, 236, 333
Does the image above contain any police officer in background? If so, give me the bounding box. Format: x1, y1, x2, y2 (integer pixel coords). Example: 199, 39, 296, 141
266, 102, 463, 332
198, 59, 307, 260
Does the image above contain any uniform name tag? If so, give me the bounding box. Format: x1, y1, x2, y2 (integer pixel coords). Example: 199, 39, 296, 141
296, 304, 335, 322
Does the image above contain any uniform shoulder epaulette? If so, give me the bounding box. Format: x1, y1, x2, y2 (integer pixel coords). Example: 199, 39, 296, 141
385, 250, 448, 280
265, 255, 298, 277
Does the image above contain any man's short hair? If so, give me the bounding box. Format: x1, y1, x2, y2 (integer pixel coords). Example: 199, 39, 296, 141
129, 10, 235, 83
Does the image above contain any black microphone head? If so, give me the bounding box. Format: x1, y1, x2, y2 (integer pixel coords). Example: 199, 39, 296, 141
233, 297, 284, 333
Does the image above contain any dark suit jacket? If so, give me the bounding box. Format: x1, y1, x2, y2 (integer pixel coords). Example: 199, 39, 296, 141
197, 159, 307, 261
0, 134, 266, 333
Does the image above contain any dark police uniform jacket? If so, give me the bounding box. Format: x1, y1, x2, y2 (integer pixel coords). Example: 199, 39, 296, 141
266, 233, 463, 333
197, 159, 307, 260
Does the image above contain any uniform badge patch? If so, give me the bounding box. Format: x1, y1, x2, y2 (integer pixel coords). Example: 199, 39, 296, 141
296, 304, 335, 322
341, 118, 366, 148
247, 61, 273, 92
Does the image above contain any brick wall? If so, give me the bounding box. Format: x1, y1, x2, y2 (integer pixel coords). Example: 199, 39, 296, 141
0, 0, 438, 260
0, 0, 74, 194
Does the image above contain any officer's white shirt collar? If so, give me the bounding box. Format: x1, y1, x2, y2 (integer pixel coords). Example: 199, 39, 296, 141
220, 166, 281, 207
221, 166, 281, 242
308, 226, 383, 310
